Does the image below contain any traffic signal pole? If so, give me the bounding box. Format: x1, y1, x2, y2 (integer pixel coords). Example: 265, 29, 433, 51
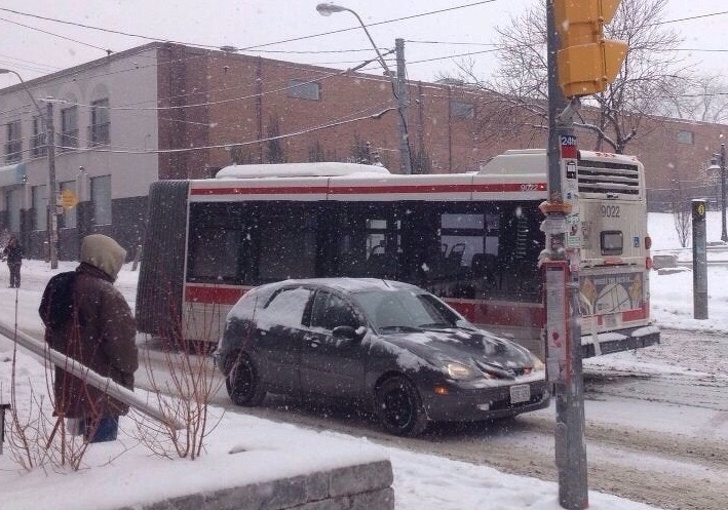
544, 1, 628, 505
545, 1, 588, 508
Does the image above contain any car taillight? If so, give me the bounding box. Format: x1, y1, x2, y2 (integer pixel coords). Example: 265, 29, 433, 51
646, 256, 653, 270
645, 236, 652, 250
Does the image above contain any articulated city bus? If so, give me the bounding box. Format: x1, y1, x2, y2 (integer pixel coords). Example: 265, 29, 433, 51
136, 149, 660, 357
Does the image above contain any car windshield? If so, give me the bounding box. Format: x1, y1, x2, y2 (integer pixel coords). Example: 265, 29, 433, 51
351, 289, 460, 332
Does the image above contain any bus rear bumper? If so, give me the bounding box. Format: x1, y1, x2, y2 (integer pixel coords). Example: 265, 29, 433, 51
580, 324, 660, 358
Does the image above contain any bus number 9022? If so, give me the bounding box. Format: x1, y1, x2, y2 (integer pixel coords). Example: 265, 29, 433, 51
600, 205, 620, 218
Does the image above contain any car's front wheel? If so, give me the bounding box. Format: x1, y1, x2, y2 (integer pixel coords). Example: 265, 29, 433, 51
226, 353, 266, 406
375, 376, 428, 436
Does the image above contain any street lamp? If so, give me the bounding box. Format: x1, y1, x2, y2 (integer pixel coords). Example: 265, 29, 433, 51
316, 3, 413, 174
707, 141, 728, 242
0, 68, 59, 268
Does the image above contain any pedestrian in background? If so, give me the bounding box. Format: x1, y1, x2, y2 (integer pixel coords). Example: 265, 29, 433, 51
2, 235, 23, 288
39, 234, 138, 443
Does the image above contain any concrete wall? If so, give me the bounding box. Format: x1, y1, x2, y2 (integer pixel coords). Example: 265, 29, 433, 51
119, 459, 394, 510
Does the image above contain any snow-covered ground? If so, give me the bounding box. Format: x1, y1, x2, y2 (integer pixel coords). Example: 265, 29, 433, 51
0, 212, 725, 510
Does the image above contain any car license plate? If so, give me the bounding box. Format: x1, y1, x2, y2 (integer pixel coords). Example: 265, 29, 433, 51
510, 384, 530, 404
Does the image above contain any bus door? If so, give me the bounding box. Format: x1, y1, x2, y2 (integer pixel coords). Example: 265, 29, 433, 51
185, 202, 250, 342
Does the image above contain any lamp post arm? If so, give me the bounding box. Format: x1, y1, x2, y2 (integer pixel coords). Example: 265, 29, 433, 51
340, 8, 393, 79
315, 4, 411, 173
0, 68, 46, 123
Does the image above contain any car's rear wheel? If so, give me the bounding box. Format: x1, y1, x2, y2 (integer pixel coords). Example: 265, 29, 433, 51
376, 376, 428, 436
226, 353, 266, 406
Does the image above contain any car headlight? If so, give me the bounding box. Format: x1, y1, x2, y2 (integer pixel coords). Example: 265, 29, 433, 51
444, 361, 478, 380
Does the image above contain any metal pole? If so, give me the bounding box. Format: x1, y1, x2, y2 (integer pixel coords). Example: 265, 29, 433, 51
546, 2, 588, 508
46, 101, 59, 269
692, 199, 708, 318
721, 143, 727, 242
0, 319, 185, 430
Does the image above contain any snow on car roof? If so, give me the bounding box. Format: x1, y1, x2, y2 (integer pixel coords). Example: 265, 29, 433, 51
271, 277, 421, 294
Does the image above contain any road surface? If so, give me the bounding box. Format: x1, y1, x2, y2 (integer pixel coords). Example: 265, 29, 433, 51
136, 327, 728, 510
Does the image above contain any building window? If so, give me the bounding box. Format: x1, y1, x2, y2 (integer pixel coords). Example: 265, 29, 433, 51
287, 79, 321, 100
450, 101, 475, 120
31, 116, 46, 157
89, 98, 110, 146
60, 106, 79, 150
91, 175, 111, 226
676, 130, 694, 145
32, 185, 48, 231
60, 181, 77, 229
5, 120, 22, 163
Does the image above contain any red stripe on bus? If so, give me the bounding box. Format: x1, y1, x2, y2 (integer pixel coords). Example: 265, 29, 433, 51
190, 182, 548, 196
622, 306, 647, 322
596, 306, 647, 325
191, 186, 329, 195
445, 298, 544, 328
329, 184, 473, 194
185, 285, 246, 304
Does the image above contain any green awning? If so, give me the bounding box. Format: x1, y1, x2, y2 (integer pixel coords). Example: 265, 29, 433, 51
0, 162, 26, 187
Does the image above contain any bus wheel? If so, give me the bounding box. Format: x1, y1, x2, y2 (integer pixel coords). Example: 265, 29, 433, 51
226, 354, 266, 406
375, 376, 428, 436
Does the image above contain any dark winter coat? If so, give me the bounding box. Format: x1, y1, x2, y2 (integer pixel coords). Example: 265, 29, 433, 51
2, 240, 23, 264
39, 235, 138, 419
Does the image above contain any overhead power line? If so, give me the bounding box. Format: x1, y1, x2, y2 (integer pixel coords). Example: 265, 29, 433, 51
655, 9, 728, 26
0, 1, 499, 54
0, 15, 111, 52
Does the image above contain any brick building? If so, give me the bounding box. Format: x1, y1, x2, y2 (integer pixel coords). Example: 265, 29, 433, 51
0, 42, 724, 259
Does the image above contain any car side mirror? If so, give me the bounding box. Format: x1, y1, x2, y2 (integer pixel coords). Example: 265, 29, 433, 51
332, 325, 364, 341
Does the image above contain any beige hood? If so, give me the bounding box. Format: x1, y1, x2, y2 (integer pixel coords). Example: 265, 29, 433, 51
80, 234, 127, 281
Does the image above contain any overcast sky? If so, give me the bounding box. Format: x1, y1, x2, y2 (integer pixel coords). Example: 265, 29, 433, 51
1, 1, 727, 87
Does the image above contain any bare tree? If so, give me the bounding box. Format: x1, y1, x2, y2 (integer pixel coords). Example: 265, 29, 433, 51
265, 116, 287, 164
660, 73, 728, 123
443, 0, 690, 154
670, 177, 692, 248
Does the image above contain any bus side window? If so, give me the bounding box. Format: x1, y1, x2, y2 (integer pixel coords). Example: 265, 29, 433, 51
188, 204, 244, 283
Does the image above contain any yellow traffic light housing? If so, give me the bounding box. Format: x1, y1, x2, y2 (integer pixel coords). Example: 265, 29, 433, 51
553, 0, 628, 97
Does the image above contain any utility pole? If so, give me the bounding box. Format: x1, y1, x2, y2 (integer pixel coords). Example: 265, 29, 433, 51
394, 38, 413, 174
46, 101, 59, 269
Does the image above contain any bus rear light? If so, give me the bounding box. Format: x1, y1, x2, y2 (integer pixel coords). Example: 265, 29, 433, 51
646, 257, 653, 270
645, 236, 652, 249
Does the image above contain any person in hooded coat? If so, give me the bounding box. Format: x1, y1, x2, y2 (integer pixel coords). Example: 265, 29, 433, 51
2, 235, 24, 288
39, 234, 139, 442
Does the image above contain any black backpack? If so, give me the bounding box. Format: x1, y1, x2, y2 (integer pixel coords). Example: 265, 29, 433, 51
39, 271, 78, 330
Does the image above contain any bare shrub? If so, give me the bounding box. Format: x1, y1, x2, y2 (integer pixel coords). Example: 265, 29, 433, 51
133, 296, 225, 460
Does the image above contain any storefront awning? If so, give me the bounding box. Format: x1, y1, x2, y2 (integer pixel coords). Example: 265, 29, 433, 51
0, 162, 26, 187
